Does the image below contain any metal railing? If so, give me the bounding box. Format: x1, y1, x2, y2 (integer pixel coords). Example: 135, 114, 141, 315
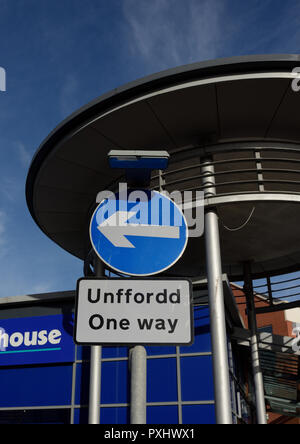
151, 145, 300, 197
232, 271, 300, 308
253, 272, 300, 306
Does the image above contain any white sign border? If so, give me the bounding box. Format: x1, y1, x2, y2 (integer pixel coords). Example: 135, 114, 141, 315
74, 277, 194, 346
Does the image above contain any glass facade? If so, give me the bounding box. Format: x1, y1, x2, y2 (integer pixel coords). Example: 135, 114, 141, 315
0, 302, 218, 424
0, 293, 254, 424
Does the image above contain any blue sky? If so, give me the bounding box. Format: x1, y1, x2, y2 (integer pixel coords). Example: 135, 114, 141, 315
0, 0, 300, 297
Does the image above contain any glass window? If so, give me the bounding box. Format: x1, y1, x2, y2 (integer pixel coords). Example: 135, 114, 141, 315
181, 355, 214, 401
145, 345, 176, 356
147, 405, 178, 424
258, 325, 273, 334
147, 358, 177, 402
229, 341, 254, 424
76, 345, 90, 362
75, 362, 90, 405
100, 407, 129, 424
0, 409, 70, 424
0, 364, 73, 407
102, 346, 128, 359
73, 407, 88, 425
101, 360, 129, 404
182, 404, 215, 424
180, 306, 211, 354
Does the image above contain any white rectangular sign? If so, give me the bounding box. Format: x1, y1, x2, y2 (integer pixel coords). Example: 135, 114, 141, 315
74, 278, 193, 345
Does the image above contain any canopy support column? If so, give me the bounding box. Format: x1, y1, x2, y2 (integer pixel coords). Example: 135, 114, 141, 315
243, 261, 267, 424
201, 157, 232, 424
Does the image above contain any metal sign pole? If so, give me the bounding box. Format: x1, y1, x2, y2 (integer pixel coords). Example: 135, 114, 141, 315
201, 158, 232, 424
243, 262, 267, 424
88, 257, 104, 424
130, 345, 147, 424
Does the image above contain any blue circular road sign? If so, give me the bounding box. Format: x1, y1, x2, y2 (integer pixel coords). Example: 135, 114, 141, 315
90, 190, 188, 276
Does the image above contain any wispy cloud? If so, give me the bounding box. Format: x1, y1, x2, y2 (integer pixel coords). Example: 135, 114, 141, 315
0, 176, 23, 202
122, 0, 300, 73
122, 0, 227, 70
16, 141, 31, 169
0, 210, 9, 260
0, 211, 6, 245
30, 282, 54, 295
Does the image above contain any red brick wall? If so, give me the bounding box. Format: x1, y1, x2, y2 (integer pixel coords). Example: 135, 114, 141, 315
231, 285, 292, 336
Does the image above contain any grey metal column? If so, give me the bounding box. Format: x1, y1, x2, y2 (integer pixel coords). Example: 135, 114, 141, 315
88, 257, 104, 424
201, 158, 232, 424
130, 345, 147, 424
243, 262, 267, 424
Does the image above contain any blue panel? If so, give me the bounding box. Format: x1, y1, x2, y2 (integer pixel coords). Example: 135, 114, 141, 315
76, 345, 90, 361
101, 407, 129, 424
0, 409, 71, 424
147, 358, 177, 402
0, 364, 73, 407
109, 156, 168, 170
102, 346, 128, 359
74, 407, 129, 424
180, 306, 211, 354
101, 360, 129, 404
75, 362, 90, 405
145, 345, 176, 356
73, 408, 88, 424
147, 405, 178, 424
182, 404, 216, 424
0, 314, 75, 366
181, 355, 214, 401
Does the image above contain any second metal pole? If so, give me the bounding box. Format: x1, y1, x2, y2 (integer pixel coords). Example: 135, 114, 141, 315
243, 261, 267, 424
202, 158, 232, 424
130, 345, 147, 424
88, 257, 104, 424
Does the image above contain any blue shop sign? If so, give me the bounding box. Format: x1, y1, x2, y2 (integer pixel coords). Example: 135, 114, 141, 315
0, 314, 75, 366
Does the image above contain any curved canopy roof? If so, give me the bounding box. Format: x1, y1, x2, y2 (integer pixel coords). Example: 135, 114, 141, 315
26, 54, 300, 280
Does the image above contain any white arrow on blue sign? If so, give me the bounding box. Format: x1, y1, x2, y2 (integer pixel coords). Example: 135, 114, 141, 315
90, 190, 188, 276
